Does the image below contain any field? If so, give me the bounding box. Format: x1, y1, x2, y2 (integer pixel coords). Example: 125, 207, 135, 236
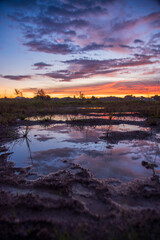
0, 98, 160, 240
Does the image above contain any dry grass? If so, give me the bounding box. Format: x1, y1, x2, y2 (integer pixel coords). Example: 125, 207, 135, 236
0, 98, 159, 125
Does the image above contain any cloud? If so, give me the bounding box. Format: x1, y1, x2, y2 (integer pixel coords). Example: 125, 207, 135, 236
22, 79, 160, 96
119, 44, 135, 49
42, 68, 119, 82
64, 30, 76, 36
82, 42, 114, 51
24, 40, 75, 54
2, 75, 31, 80
63, 0, 116, 7
47, 4, 107, 17
5, 0, 160, 58
111, 11, 160, 33
150, 19, 160, 28
0, 0, 37, 8
1, 0, 159, 95
134, 39, 144, 44
32, 62, 52, 70
65, 54, 155, 68
40, 54, 156, 82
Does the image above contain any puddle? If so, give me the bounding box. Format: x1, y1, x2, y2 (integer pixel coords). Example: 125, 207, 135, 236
26, 114, 91, 122
5, 118, 160, 182
25, 112, 146, 123
88, 112, 146, 122
78, 107, 105, 110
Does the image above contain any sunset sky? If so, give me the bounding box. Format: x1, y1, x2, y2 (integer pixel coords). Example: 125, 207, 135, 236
0, 0, 160, 98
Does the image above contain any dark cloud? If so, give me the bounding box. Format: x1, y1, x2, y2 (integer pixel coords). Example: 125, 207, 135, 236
2, 75, 31, 80
63, 0, 116, 7
112, 11, 160, 32
10, 14, 89, 35
65, 54, 155, 69
40, 54, 155, 82
47, 4, 107, 17
1, 0, 159, 89
0, 0, 37, 8
69, 19, 89, 28
9, 12, 90, 53
82, 42, 114, 51
134, 39, 144, 44
24, 40, 74, 54
64, 30, 76, 36
43, 68, 119, 82
119, 44, 134, 49
32, 62, 52, 70
5, 0, 160, 58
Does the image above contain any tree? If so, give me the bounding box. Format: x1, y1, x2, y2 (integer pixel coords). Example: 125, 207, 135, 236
79, 91, 85, 99
36, 89, 46, 97
34, 89, 51, 100
91, 96, 97, 100
15, 89, 23, 97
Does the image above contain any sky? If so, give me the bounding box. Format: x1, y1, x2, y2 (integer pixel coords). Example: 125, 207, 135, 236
0, 0, 160, 98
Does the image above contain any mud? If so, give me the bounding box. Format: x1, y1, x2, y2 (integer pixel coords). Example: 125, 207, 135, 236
0, 148, 160, 240
1, 113, 160, 239
0, 126, 19, 144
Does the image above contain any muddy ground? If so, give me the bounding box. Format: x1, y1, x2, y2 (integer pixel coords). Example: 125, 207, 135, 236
0, 113, 160, 240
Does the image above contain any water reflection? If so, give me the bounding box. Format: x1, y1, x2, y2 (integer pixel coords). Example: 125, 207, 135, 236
26, 112, 146, 123
6, 122, 160, 181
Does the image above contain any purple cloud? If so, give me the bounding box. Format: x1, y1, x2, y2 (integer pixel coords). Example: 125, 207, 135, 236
82, 42, 114, 51
24, 40, 74, 54
119, 44, 135, 49
134, 39, 144, 44
40, 54, 156, 82
2, 75, 31, 80
32, 62, 52, 70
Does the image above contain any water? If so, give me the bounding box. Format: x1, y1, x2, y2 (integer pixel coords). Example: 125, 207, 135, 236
5, 117, 160, 181
25, 112, 146, 122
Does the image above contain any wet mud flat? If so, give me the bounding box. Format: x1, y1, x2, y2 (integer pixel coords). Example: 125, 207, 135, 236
0, 151, 160, 240
0, 112, 160, 239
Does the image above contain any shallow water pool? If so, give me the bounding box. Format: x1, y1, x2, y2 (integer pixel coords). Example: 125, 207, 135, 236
5, 121, 160, 181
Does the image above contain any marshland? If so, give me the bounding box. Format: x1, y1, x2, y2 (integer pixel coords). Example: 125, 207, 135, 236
0, 96, 160, 240
1, 0, 160, 238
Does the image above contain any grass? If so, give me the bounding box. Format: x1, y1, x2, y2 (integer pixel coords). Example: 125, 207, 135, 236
22, 123, 30, 138
0, 97, 160, 126
39, 115, 52, 123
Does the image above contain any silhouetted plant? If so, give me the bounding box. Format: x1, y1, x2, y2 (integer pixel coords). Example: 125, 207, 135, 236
34, 89, 51, 100
79, 91, 85, 99
15, 89, 23, 97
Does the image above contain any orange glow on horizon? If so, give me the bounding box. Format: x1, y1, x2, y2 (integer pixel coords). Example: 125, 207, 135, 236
0, 81, 159, 99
